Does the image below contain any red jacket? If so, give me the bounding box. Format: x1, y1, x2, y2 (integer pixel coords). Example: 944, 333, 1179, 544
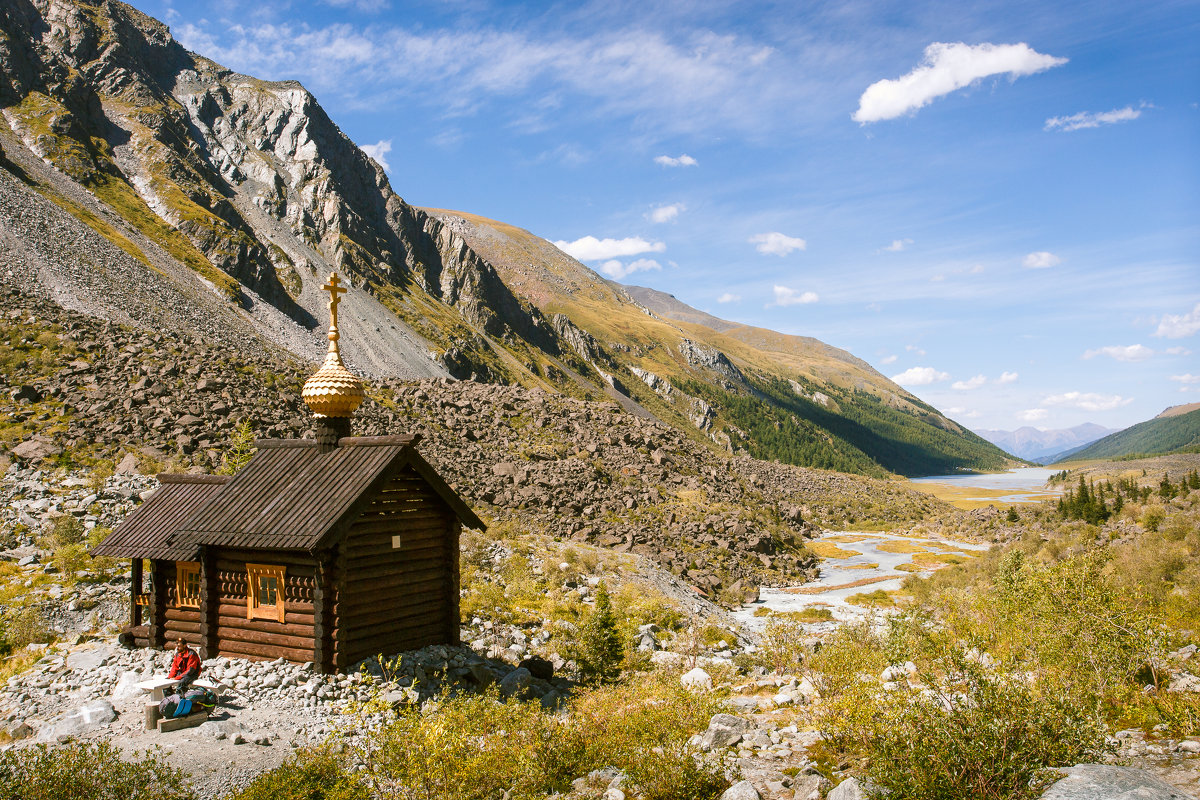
168, 648, 201, 679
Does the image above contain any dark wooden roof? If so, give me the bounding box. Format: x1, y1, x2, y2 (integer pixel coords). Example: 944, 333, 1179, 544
90, 474, 229, 561
172, 434, 484, 554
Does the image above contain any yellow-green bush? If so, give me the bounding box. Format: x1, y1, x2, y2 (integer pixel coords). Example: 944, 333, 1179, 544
0, 740, 196, 800
325, 677, 729, 800
821, 654, 1108, 800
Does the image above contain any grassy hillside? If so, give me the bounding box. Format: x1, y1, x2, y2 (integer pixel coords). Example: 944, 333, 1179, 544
1062, 408, 1200, 462
423, 208, 1016, 477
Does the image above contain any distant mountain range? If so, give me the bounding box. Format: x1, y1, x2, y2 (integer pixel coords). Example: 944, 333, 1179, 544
1059, 405, 1200, 463
974, 423, 1120, 463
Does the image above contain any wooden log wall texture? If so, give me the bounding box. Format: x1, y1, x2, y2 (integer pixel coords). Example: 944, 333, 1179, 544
336, 470, 455, 665
208, 547, 319, 663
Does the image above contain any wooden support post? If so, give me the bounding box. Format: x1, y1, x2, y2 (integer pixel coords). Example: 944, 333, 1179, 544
447, 519, 461, 645
130, 558, 143, 628
149, 560, 168, 649
199, 548, 218, 660
334, 543, 347, 673
313, 550, 332, 674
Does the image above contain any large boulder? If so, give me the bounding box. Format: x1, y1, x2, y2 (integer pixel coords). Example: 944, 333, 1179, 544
37, 699, 117, 742
720, 781, 762, 800
680, 667, 713, 691
700, 713, 754, 750
11, 436, 61, 462
829, 777, 877, 800
1039, 765, 1195, 799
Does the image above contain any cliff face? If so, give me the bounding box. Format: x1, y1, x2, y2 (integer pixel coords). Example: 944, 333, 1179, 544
0, 0, 557, 377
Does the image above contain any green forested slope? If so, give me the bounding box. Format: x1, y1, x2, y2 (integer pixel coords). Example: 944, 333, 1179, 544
1062, 408, 1200, 462
680, 375, 1013, 477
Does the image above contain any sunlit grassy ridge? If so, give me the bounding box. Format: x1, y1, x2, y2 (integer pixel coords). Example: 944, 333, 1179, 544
421, 208, 1016, 477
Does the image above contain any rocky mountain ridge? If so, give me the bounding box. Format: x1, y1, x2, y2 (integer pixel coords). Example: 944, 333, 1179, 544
0, 0, 1015, 477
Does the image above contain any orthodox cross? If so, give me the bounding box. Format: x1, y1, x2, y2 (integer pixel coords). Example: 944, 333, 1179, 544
323, 272, 346, 343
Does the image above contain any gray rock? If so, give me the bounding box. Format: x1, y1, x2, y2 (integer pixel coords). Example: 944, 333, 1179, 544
720, 780, 762, 800
499, 667, 532, 697
37, 699, 117, 742
115, 453, 141, 475
829, 777, 877, 800
12, 436, 60, 462
700, 713, 755, 750
1039, 765, 1196, 799
67, 644, 116, 672
792, 773, 833, 800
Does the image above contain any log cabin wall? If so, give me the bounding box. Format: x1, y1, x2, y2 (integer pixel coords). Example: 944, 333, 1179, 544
160, 565, 202, 648
335, 467, 456, 669
206, 548, 320, 663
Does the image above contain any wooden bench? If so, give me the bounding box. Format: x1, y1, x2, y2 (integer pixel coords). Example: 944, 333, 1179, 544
138, 675, 227, 732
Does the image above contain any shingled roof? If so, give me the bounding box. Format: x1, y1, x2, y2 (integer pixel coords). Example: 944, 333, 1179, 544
90, 474, 229, 561
170, 434, 484, 554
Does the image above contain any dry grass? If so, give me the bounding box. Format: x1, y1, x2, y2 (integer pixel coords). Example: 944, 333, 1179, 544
824, 534, 874, 543
842, 563, 880, 570
809, 540, 862, 559
784, 575, 894, 594
911, 551, 975, 568
875, 540, 928, 554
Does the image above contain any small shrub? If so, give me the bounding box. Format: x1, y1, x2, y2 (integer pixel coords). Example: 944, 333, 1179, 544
0, 606, 51, 656
223, 745, 368, 800
571, 582, 623, 681
0, 740, 196, 800
821, 657, 1108, 800
756, 616, 807, 674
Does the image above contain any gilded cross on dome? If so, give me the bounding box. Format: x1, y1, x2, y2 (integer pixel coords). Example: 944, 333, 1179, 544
322, 272, 347, 343
301, 271, 365, 419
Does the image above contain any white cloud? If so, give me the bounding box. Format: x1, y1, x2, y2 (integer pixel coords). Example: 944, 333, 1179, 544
891, 366, 950, 386
654, 154, 698, 167
1023, 251, 1061, 269
1019, 408, 1048, 422
553, 236, 665, 261
324, 0, 390, 11
173, 23, 781, 138
853, 42, 1066, 123
769, 286, 819, 307
750, 232, 807, 256
944, 406, 965, 414
997, 371, 1019, 384
1043, 392, 1133, 411
905, 344, 926, 356
717, 292, 741, 304
1154, 303, 1200, 338
883, 238, 913, 252
596, 258, 662, 280
880, 354, 898, 365
969, 264, 985, 274
952, 374, 986, 390
359, 139, 392, 171
647, 203, 685, 223
1083, 344, 1154, 362
1045, 105, 1141, 132
1170, 374, 1200, 384
1167, 346, 1193, 356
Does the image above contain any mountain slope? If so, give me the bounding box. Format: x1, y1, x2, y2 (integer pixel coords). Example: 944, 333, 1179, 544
0, 0, 1015, 477
424, 209, 1014, 476
1062, 406, 1200, 462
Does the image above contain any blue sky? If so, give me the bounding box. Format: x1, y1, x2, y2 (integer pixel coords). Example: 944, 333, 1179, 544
139, 0, 1199, 432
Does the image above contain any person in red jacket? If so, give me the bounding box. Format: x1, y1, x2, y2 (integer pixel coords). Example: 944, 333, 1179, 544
168, 638, 201, 691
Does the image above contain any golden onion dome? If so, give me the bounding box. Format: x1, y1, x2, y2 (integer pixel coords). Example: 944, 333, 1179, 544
302, 272, 365, 418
